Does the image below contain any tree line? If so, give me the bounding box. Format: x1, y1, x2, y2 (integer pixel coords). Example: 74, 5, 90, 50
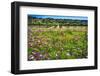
28, 16, 88, 26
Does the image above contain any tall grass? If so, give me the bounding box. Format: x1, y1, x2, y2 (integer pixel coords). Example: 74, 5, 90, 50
28, 26, 88, 61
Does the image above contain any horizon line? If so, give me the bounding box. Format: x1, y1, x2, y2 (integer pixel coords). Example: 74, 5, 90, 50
28, 14, 88, 20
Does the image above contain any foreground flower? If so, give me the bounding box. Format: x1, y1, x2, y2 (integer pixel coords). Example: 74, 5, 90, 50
28, 55, 34, 60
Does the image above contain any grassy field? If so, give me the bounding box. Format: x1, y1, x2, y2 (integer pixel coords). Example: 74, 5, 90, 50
28, 26, 88, 61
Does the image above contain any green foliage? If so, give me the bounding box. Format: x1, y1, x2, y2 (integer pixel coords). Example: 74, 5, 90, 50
28, 25, 88, 60
28, 18, 87, 26
28, 48, 33, 54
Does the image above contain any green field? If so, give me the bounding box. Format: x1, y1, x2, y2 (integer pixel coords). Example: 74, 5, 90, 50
28, 26, 88, 61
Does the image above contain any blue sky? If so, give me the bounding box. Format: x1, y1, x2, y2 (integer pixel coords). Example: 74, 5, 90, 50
28, 14, 88, 20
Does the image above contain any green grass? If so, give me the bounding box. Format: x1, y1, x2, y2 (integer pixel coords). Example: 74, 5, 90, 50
28, 26, 88, 61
